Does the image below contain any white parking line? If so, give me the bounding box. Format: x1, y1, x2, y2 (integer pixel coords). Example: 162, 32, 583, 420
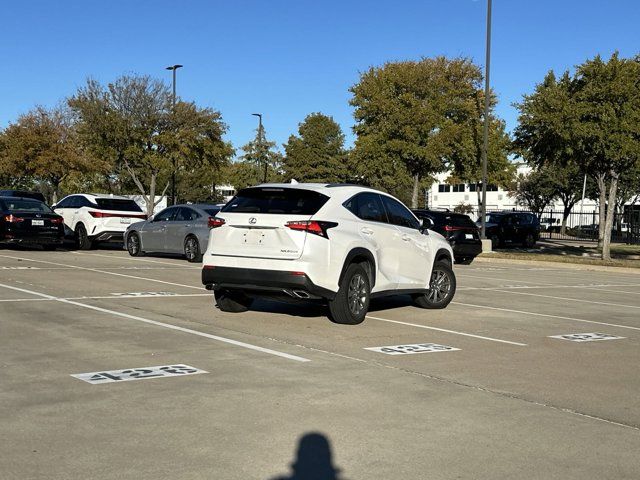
456, 273, 554, 286
365, 315, 527, 346
458, 283, 640, 292
0, 282, 310, 363
453, 301, 640, 332
73, 251, 201, 268
0, 254, 202, 290
0, 293, 211, 303
491, 289, 640, 310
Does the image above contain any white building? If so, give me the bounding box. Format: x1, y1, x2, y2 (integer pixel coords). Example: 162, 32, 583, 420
426, 164, 598, 214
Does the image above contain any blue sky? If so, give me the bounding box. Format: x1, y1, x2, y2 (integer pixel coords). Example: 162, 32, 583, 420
1, 0, 638, 155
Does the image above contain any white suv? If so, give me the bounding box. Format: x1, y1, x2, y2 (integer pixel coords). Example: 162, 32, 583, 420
53, 194, 147, 249
201, 184, 456, 324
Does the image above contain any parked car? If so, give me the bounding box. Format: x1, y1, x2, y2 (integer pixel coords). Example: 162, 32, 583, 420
124, 204, 222, 262
0, 196, 64, 249
201, 183, 456, 325
479, 211, 540, 248
540, 217, 561, 232
0, 190, 46, 203
52, 194, 147, 249
412, 209, 482, 264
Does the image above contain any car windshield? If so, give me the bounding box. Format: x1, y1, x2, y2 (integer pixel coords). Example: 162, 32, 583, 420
95, 198, 143, 212
222, 188, 329, 215
2, 199, 52, 213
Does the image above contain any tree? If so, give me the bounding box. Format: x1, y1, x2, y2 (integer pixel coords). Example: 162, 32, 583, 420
350, 57, 484, 208
239, 124, 283, 184
549, 162, 587, 234
515, 55, 640, 260
282, 113, 348, 182
0, 105, 96, 202
509, 167, 557, 217
69, 75, 233, 216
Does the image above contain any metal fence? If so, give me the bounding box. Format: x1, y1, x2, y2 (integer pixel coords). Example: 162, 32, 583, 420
456, 206, 640, 245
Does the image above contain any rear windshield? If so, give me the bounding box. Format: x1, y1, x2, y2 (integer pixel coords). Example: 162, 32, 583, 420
447, 214, 476, 228
202, 207, 221, 216
1, 199, 51, 213
222, 188, 329, 215
95, 199, 143, 212
484, 213, 504, 224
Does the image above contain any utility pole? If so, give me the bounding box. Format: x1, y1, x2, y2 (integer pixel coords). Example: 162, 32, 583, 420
480, 0, 492, 240
166, 64, 183, 205
252, 113, 267, 182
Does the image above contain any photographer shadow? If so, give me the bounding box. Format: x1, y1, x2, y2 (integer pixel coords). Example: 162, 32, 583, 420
270, 432, 344, 480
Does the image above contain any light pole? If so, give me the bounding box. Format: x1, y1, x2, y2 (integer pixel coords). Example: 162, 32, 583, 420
252, 113, 267, 183
480, 0, 492, 240
166, 64, 183, 205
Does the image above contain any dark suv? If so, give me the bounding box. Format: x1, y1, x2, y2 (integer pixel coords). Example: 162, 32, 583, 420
479, 211, 540, 248
412, 209, 482, 264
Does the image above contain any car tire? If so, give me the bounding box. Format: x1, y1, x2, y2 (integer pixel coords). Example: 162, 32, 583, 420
413, 261, 456, 309
214, 289, 253, 313
490, 234, 501, 249
76, 224, 94, 250
523, 232, 535, 248
127, 232, 144, 257
328, 263, 370, 325
184, 236, 202, 263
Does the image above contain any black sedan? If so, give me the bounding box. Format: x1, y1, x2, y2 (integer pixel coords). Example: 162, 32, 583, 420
0, 196, 65, 250
413, 209, 482, 264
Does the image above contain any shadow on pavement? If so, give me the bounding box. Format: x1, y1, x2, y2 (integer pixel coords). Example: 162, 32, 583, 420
269, 432, 344, 480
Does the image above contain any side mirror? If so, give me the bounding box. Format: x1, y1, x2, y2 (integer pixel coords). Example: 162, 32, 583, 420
51, 203, 57, 209
420, 217, 434, 233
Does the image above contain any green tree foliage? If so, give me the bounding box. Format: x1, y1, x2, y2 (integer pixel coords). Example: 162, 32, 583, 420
509, 167, 558, 217
515, 54, 640, 259
350, 56, 489, 208
69, 75, 233, 216
0, 105, 96, 202
236, 124, 283, 185
282, 113, 348, 182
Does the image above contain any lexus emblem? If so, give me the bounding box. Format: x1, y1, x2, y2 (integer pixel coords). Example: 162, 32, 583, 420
249, 217, 257, 225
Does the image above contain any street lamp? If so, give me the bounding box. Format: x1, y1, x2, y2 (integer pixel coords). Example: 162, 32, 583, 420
480, 0, 492, 240
252, 113, 268, 183
166, 64, 183, 205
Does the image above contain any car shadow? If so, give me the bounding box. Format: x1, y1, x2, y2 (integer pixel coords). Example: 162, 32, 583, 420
268, 432, 344, 480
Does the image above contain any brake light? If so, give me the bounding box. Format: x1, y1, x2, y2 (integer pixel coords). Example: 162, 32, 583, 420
285, 221, 338, 239
3, 214, 24, 223
51, 217, 64, 225
208, 217, 226, 229
88, 211, 147, 219
444, 225, 465, 231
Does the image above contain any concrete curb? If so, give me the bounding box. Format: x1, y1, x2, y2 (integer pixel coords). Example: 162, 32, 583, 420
474, 255, 640, 275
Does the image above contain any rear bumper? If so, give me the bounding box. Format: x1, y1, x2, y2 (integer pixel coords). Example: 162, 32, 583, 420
92, 230, 126, 242
452, 242, 482, 259
202, 266, 336, 300
1, 234, 64, 246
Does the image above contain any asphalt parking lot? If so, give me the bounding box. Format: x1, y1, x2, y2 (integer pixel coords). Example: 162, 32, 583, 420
2, 249, 640, 480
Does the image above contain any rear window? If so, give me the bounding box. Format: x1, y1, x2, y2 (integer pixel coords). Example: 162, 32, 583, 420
95, 199, 143, 212
222, 188, 329, 215
447, 215, 476, 228
2, 199, 51, 213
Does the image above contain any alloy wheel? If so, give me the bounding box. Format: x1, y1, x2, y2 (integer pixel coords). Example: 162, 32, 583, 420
427, 268, 452, 304
347, 273, 367, 315
127, 234, 139, 255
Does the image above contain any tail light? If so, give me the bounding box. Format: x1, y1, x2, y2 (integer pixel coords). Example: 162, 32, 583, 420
88, 211, 146, 219
208, 217, 226, 229
285, 221, 338, 239
444, 225, 465, 232
51, 217, 64, 225
3, 214, 24, 223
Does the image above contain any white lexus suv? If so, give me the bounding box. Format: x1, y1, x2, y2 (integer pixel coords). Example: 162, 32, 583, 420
53, 194, 147, 249
201, 183, 456, 324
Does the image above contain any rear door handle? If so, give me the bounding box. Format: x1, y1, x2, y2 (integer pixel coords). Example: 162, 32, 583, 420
402, 235, 411, 242
361, 227, 374, 235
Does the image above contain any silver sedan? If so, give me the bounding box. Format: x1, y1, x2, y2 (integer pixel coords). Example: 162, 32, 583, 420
124, 204, 221, 262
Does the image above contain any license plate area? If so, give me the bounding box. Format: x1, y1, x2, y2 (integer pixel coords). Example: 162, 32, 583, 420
243, 229, 266, 245
465, 233, 473, 240
32, 220, 44, 226
120, 217, 131, 224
